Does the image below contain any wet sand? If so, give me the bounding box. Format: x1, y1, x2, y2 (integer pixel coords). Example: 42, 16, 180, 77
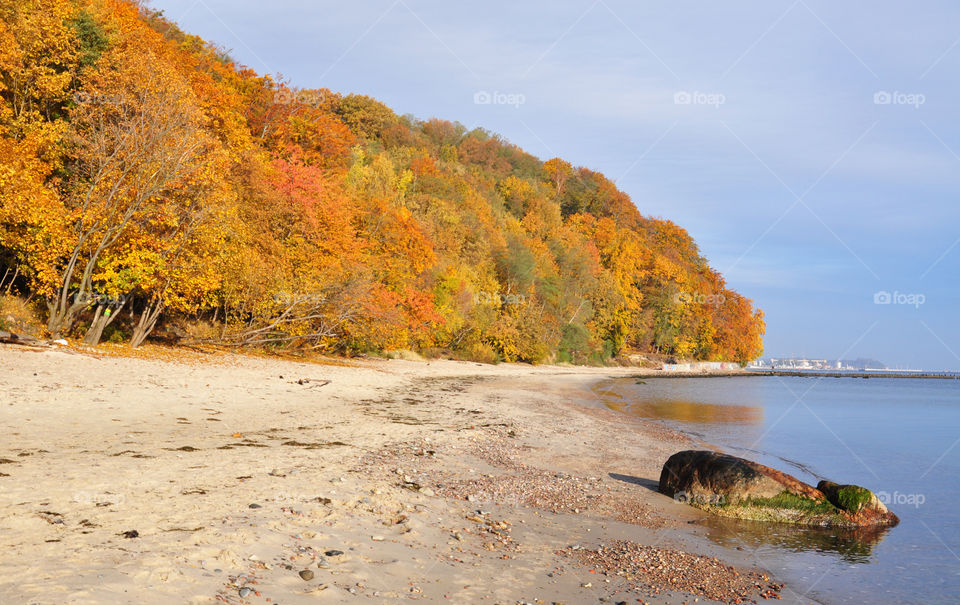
0, 345, 803, 604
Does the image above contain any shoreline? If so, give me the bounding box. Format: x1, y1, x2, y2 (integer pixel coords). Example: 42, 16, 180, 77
0, 345, 809, 604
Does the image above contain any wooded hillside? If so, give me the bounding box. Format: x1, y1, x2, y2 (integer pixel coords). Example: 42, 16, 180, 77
0, 0, 764, 363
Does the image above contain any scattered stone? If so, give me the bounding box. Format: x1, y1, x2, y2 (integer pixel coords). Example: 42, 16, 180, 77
566, 539, 784, 604
120, 530, 139, 539
324, 549, 344, 557
238, 587, 252, 597
299, 569, 315, 581
248, 503, 262, 509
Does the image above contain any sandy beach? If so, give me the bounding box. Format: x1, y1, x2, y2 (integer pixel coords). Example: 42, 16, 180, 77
0, 345, 796, 604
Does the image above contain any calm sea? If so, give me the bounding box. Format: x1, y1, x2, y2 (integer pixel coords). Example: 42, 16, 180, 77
593, 375, 960, 605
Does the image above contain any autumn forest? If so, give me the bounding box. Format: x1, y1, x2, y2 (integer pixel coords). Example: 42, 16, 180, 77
0, 0, 764, 364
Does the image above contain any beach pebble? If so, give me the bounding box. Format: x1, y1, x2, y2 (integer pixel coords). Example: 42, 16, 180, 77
324, 549, 344, 557
248, 503, 261, 509
238, 587, 252, 597
371, 535, 385, 541
299, 569, 315, 581
419, 487, 436, 497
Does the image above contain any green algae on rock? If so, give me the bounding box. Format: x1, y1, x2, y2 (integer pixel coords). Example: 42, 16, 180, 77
659, 450, 899, 528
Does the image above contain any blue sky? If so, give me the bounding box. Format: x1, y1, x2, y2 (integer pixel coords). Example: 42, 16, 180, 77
150, 0, 960, 369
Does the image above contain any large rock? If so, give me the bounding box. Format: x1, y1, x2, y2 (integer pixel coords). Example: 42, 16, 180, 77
659, 450, 899, 527
659, 450, 824, 505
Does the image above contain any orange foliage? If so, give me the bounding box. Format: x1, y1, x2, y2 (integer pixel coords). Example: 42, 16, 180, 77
0, 0, 764, 361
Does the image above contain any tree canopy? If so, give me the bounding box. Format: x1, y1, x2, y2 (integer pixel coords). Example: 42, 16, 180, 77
0, 0, 764, 363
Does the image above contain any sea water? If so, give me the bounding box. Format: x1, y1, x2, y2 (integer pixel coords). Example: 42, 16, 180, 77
594, 375, 960, 605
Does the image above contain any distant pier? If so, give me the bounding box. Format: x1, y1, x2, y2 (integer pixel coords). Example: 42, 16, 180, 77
641, 368, 960, 379
751, 370, 960, 379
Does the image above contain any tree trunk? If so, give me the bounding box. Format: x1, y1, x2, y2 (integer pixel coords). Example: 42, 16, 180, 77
82, 299, 126, 346
48, 290, 89, 339
130, 299, 163, 348
1, 266, 19, 294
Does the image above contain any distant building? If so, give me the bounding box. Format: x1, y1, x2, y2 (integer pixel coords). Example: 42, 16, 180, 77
754, 357, 887, 371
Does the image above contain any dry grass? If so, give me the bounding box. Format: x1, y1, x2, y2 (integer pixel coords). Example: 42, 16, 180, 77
0, 294, 44, 338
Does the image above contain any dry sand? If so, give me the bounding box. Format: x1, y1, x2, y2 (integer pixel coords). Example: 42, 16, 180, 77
0, 346, 806, 604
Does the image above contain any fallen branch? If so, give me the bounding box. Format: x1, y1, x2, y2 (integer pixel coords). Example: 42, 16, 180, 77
0, 331, 40, 346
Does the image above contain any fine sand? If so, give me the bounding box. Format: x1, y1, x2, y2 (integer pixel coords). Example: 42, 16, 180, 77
0, 346, 804, 604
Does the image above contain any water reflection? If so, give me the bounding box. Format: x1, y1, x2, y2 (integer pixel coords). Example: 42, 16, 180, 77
702, 516, 892, 564
594, 378, 893, 564
597, 382, 764, 425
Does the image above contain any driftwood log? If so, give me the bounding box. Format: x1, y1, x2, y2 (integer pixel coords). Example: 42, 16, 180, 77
0, 331, 38, 346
